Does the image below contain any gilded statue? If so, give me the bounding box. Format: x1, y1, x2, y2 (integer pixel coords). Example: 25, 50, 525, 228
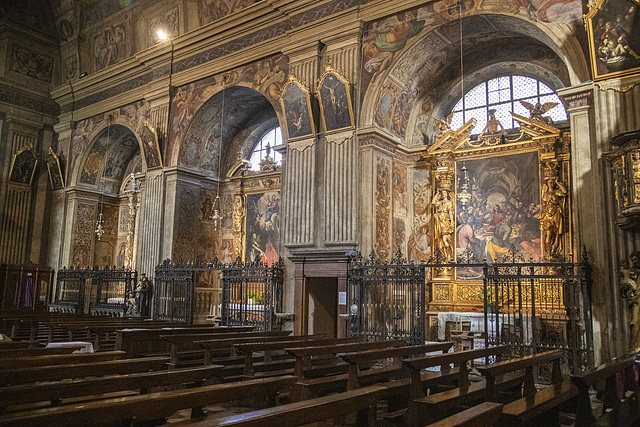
432, 189, 455, 261
620, 252, 640, 352
233, 194, 245, 260
540, 176, 567, 257
519, 100, 558, 125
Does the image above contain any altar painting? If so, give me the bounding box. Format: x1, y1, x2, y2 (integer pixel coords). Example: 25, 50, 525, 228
586, 0, 640, 80
281, 78, 315, 140
245, 191, 280, 265
456, 152, 541, 279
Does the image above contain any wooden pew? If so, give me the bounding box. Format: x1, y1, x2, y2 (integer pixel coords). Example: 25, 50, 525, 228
291, 342, 454, 401
0, 350, 125, 369
570, 353, 639, 427
0, 356, 169, 386
286, 339, 407, 378
0, 375, 298, 427
425, 401, 504, 427
0, 345, 84, 358
115, 326, 255, 358
181, 384, 390, 427
0, 365, 224, 412
233, 337, 359, 376
0, 341, 40, 349
478, 349, 578, 426
162, 330, 292, 367
402, 345, 519, 425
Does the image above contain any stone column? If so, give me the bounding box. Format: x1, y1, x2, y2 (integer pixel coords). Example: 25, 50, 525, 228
135, 94, 169, 276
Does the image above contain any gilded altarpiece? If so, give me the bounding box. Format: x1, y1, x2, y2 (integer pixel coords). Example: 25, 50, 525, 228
422, 112, 572, 314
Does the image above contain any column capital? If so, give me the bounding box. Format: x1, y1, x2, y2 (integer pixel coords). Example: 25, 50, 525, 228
557, 83, 594, 112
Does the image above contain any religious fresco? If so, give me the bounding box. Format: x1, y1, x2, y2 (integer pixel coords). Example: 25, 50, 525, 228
317, 68, 354, 133
221, 239, 235, 264
197, 0, 254, 26
362, 3, 583, 140
8, 147, 38, 188
93, 23, 127, 71
245, 191, 280, 265
393, 161, 408, 217
71, 202, 96, 268
408, 169, 431, 263
170, 54, 288, 169
280, 77, 315, 140
148, 7, 179, 45
11, 46, 53, 82
375, 157, 391, 260
139, 123, 163, 170
172, 186, 198, 261
456, 152, 541, 278
586, 0, 640, 80
47, 148, 65, 190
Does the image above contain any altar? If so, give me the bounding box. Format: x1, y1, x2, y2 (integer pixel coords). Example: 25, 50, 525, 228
435, 311, 534, 345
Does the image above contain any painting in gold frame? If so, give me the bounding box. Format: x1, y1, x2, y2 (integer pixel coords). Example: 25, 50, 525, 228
316, 66, 354, 133
585, 0, 640, 81
138, 122, 163, 170
8, 146, 38, 189
280, 76, 315, 140
46, 148, 64, 189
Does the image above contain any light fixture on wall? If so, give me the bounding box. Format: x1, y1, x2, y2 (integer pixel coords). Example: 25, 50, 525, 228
95, 118, 111, 240
210, 89, 225, 231
457, 162, 471, 206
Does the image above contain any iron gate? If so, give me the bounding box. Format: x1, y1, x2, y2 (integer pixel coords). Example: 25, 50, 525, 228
484, 247, 593, 374
52, 266, 136, 315
154, 260, 195, 323
220, 258, 284, 331
349, 251, 425, 344
348, 247, 593, 374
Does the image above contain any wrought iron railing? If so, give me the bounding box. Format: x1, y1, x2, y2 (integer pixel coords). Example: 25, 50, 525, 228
220, 257, 284, 332
53, 266, 136, 315
154, 257, 284, 329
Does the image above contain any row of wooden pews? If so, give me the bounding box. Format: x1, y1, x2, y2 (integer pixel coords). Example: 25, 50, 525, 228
2, 312, 640, 427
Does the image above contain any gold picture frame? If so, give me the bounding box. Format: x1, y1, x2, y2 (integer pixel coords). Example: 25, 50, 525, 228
46, 148, 65, 189
279, 76, 316, 141
138, 122, 163, 170
584, 0, 640, 81
8, 145, 38, 189
316, 66, 355, 134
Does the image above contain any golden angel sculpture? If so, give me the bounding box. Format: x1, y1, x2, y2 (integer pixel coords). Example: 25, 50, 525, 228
519, 100, 558, 125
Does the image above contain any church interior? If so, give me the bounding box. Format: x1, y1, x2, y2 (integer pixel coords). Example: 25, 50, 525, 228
1, 0, 640, 424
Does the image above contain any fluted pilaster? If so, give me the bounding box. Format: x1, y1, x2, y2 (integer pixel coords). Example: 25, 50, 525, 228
283, 140, 316, 246
136, 170, 165, 276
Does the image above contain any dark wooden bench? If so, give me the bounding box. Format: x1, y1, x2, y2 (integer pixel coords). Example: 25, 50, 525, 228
233, 337, 358, 376
291, 342, 454, 401
570, 353, 639, 426
0, 350, 125, 369
0, 345, 83, 358
0, 375, 298, 427
184, 384, 390, 427
162, 330, 292, 367
0, 356, 170, 386
115, 326, 255, 358
478, 349, 578, 426
0, 365, 224, 412
0, 341, 40, 349
286, 339, 407, 378
425, 401, 503, 427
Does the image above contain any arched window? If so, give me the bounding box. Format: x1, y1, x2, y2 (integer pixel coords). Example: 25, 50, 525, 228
449, 76, 567, 135
248, 127, 282, 172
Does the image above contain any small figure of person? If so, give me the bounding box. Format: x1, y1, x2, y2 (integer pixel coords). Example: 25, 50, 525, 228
432, 189, 455, 261
125, 291, 138, 316
620, 252, 640, 352
136, 273, 153, 317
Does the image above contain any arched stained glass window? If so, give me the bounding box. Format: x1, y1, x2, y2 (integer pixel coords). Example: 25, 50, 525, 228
248, 127, 282, 171
449, 76, 567, 135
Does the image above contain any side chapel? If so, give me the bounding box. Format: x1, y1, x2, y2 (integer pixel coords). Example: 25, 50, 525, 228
0, 0, 639, 366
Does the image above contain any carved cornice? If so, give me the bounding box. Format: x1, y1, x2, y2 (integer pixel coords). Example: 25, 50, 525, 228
358, 129, 422, 163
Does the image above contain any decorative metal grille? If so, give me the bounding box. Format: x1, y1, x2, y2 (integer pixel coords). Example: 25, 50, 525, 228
220, 257, 284, 332
54, 266, 136, 315
484, 246, 594, 376
349, 250, 426, 344
154, 257, 284, 329
154, 260, 199, 323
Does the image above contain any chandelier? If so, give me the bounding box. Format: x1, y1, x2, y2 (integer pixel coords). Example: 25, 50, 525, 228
209, 88, 225, 230
457, 163, 471, 207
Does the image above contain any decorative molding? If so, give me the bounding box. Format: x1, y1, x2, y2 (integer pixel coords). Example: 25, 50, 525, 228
595, 75, 640, 93
289, 138, 315, 152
